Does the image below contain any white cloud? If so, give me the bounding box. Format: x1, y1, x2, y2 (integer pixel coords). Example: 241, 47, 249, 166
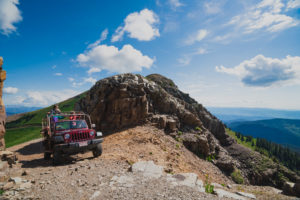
228, 0, 299, 33
195, 48, 207, 55
83, 77, 96, 84
68, 76, 97, 87
286, 0, 300, 10
87, 67, 101, 75
111, 9, 160, 42
216, 55, 300, 87
87, 29, 108, 49
77, 44, 154, 73
21, 90, 79, 107
185, 29, 209, 45
3, 87, 18, 94
204, 1, 222, 14
178, 48, 207, 66
177, 56, 191, 66
169, 0, 183, 10
54, 73, 63, 76
0, 0, 22, 35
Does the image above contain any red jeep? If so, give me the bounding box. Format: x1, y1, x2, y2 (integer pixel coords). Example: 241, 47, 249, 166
41, 111, 103, 165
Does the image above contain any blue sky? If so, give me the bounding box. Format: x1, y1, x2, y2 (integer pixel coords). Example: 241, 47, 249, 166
0, 0, 300, 109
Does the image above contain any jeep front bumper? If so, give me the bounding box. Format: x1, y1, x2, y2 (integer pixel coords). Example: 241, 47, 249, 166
54, 138, 103, 154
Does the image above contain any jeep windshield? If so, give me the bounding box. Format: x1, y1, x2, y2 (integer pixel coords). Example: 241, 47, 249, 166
55, 120, 88, 131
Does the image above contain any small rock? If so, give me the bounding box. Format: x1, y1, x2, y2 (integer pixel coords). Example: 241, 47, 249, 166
3, 181, 14, 190
21, 170, 28, 176
19, 182, 32, 190
215, 189, 246, 200
10, 177, 22, 185
211, 182, 223, 188
131, 161, 164, 179
293, 182, 300, 197
236, 191, 256, 199
90, 191, 101, 200
175, 173, 198, 187
283, 181, 295, 196
196, 179, 203, 187
0, 160, 8, 171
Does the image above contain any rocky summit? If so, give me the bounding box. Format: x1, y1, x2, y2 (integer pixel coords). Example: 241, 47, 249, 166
76, 73, 299, 192
3, 73, 300, 199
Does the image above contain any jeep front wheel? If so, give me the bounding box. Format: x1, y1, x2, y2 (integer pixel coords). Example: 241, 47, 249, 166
92, 143, 102, 157
53, 151, 62, 165
44, 152, 51, 160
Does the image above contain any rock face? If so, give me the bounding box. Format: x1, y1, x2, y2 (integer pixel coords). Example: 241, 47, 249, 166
75, 73, 299, 191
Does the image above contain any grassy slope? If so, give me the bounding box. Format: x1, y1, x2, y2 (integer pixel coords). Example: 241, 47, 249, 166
226, 128, 274, 158
5, 92, 86, 148
227, 128, 257, 151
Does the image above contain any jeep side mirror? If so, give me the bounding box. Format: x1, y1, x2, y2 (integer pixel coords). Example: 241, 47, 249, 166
91, 124, 96, 128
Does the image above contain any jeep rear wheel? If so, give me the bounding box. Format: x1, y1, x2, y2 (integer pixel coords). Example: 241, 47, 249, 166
53, 151, 62, 165
44, 152, 51, 160
92, 143, 102, 157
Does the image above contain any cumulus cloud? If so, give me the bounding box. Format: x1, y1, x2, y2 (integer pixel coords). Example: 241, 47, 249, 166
20, 90, 79, 106
169, 0, 183, 10
204, 1, 223, 14
216, 55, 300, 87
54, 73, 63, 76
185, 29, 209, 45
286, 0, 300, 10
228, 0, 299, 33
111, 9, 160, 42
87, 29, 108, 49
68, 76, 97, 87
87, 67, 101, 75
0, 0, 22, 35
3, 87, 18, 94
77, 44, 154, 73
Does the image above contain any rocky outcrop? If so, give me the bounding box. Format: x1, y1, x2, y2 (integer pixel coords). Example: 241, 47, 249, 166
75, 73, 299, 192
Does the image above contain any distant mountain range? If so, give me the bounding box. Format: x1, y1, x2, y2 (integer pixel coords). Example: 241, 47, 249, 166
208, 107, 300, 123
5, 105, 42, 116
207, 107, 300, 152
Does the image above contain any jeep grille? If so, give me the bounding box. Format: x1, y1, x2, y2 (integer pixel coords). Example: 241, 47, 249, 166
71, 131, 90, 142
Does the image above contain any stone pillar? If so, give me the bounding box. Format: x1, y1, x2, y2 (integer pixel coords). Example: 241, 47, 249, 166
0, 57, 6, 150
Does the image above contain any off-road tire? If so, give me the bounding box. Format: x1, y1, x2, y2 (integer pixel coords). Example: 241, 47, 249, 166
44, 152, 51, 160
53, 150, 62, 165
92, 143, 102, 157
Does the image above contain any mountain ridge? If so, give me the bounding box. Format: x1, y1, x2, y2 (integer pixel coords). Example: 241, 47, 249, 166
5, 73, 300, 197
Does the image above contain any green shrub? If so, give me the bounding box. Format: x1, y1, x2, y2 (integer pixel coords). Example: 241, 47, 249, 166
176, 137, 182, 143
231, 169, 244, 184
204, 175, 214, 194
206, 154, 215, 162
177, 131, 183, 136
195, 126, 202, 131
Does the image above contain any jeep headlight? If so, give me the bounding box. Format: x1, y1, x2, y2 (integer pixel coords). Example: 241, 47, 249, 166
89, 131, 95, 137
96, 131, 102, 137
64, 133, 70, 140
